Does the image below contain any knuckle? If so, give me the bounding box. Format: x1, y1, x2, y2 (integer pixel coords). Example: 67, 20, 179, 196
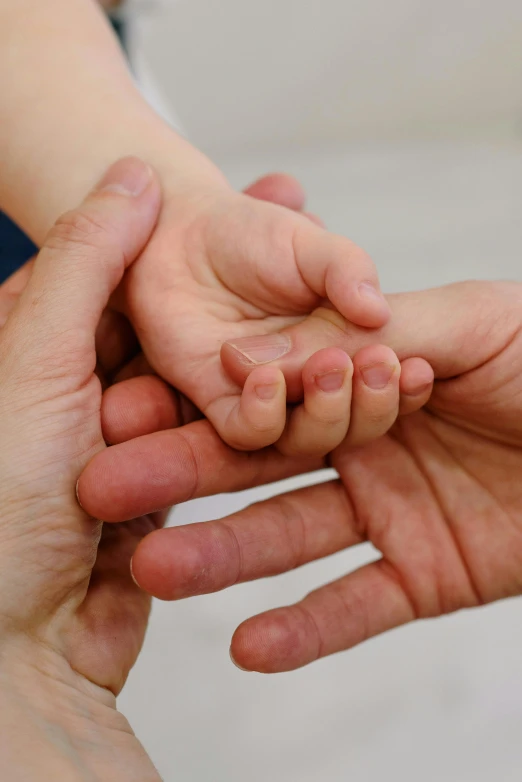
310, 305, 350, 336
348, 413, 397, 447
44, 209, 126, 281
336, 236, 375, 270
277, 429, 332, 457
226, 429, 273, 451
48, 209, 109, 253
309, 409, 346, 427
361, 407, 396, 429
245, 412, 283, 437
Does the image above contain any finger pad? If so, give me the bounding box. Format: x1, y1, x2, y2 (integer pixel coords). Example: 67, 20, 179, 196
102, 376, 181, 444
231, 609, 319, 673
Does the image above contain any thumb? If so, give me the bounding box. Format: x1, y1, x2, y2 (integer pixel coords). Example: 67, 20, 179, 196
9, 157, 160, 362
221, 282, 522, 399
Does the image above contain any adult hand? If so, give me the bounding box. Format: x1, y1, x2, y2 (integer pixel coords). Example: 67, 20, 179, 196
90, 281, 522, 673
0, 172, 322, 444
0, 157, 170, 780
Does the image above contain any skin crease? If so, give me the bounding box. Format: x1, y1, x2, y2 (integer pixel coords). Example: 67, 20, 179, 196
118, 183, 395, 452
1, 165, 355, 780
0, 0, 432, 460
1, 0, 398, 456
86, 279, 522, 674
0, 160, 434, 782
0, 170, 321, 681
9, 164, 522, 685
0, 164, 436, 782
2, 169, 414, 682
0, 158, 168, 781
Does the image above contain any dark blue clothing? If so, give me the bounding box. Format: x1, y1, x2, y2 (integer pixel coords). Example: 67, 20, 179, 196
0, 16, 127, 284
0, 214, 37, 281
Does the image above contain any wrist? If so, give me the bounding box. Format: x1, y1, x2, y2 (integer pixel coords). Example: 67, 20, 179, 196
0, 639, 161, 782
4, 97, 230, 246
0, 0, 229, 245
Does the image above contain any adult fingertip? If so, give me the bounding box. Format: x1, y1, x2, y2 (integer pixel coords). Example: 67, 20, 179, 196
357, 283, 392, 325
229, 647, 251, 672
231, 611, 312, 674
95, 156, 154, 198
129, 533, 160, 596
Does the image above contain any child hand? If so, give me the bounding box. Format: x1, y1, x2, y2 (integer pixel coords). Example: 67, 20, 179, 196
221, 304, 435, 457
120, 182, 391, 450
243, 343, 434, 457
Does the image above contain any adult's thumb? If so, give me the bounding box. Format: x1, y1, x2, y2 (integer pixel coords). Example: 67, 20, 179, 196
10, 157, 160, 361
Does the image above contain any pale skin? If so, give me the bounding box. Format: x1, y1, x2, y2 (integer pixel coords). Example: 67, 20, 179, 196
76, 279, 522, 673
0, 159, 166, 781
0, 159, 428, 778
0, 0, 432, 454
0, 158, 313, 779
4, 0, 520, 770
3, 162, 522, 765
4, 0, 520, 688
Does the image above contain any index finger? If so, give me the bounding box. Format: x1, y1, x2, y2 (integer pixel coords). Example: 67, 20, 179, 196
77, 419, 322, 522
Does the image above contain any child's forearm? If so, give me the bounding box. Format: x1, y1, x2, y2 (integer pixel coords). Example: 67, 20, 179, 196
0, 0, 226, 245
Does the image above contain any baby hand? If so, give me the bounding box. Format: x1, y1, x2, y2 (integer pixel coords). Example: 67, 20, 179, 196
121, 184, 392, 450
222, 328, 434, 457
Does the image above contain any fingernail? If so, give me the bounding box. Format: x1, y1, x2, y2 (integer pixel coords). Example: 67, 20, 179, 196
255, 382, 279, 400
361, 363, 395, 389
315, 369, 345, 392
358, 282, 388, 308
96, 157, 153, 197
130, 557, 141, 588
230, 648, 250, 672
75, 479, 83, 508
226, 334, 291, 364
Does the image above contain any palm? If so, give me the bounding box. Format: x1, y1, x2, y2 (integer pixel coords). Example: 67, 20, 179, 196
0, 266, 164, 694
124, 195, 303, 405
123, 190, 382, 428
69, 515, 165, 692
352, 316, 522, 613
334, 409, 522, 626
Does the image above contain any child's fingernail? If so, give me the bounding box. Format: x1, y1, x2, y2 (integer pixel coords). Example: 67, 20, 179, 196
361, 363, 395, 389
358, 282, 389, 309
96, 157, 153, 197
315, 369, 345, 392
255, 382, 279, 400
226, 334, 291, 364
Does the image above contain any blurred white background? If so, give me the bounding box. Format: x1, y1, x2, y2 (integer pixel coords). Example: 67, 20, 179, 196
119, 2, 522, 780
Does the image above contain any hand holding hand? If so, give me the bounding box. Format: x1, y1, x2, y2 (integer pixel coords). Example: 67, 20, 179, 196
123, 281, 522, 673
119, 179, 397, 452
